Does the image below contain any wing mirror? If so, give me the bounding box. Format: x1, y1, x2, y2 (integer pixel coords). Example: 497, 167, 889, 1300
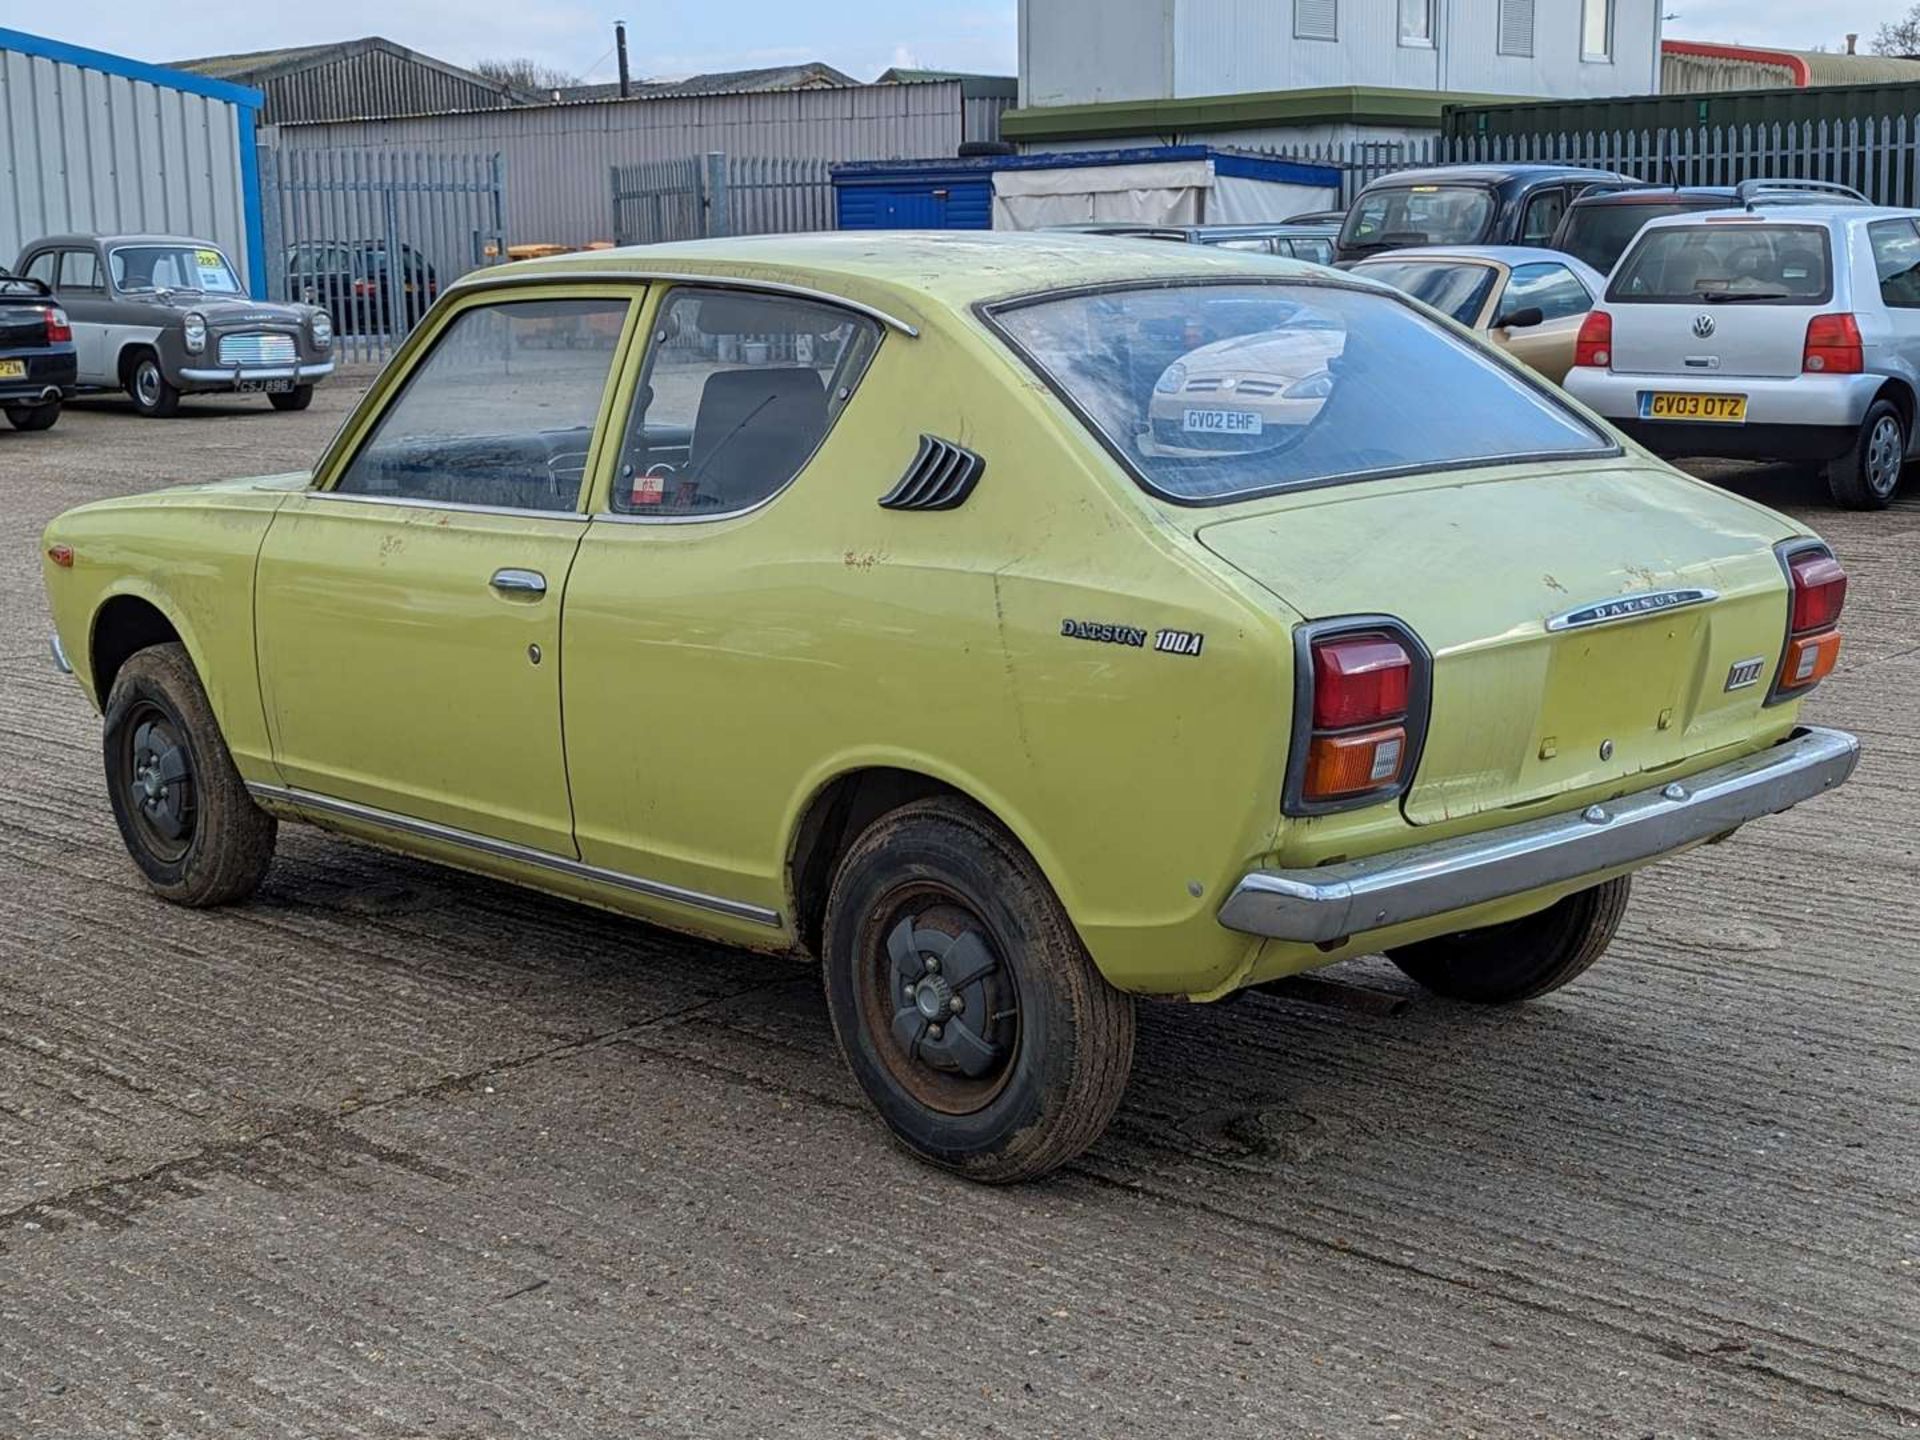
1493, 306, 1545, 331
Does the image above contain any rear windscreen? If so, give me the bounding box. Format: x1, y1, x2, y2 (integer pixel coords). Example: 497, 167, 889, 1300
1609, 224, 1831, 304
1557, 201, 1712, 273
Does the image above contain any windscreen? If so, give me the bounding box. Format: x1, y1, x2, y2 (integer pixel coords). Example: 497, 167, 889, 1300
1340, 185, 1496, 251
111, 245, 244, 295
1348, 260, 1497, 325
1556, 201, 1715, 273
1609, 223, 1831, 304
991, 282, 1610, 504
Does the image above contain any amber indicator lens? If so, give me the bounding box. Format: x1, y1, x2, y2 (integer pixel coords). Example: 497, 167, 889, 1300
1304, 725, 1408, 801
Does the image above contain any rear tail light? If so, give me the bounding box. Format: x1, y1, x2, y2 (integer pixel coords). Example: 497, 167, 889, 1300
1802, 313, 1863, 374
1770, 542, 1847, 701
1574, 309, 1612, 368
1288, 623, 1429, 814
352, 278, 378, 298
44, 306, 71, 344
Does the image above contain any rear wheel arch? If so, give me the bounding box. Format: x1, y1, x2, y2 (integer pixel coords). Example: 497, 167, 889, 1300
786, 766, 1063, 961
1873, 377, 1916, 439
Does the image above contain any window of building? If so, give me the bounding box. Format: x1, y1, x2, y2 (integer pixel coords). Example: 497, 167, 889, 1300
1582, 0, 1614, 60
1294, 0, 1338, 42
611, 288, 881, 517
336, 297, 631, 513
1497, 0, 1535, 57
1399, 0, 1434, 46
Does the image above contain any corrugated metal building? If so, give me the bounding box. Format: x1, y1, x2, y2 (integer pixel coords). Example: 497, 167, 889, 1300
173, 37, 531, 126
1661, 39, 1920, 94
272, 78, 1015, 248
0, 26, 265, 291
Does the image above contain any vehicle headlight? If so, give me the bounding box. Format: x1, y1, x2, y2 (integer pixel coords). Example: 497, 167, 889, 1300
182, 313, 207, 354
1283, 371, 1334, 400
1154, 362, 1188, 396
310, 309, 333, 347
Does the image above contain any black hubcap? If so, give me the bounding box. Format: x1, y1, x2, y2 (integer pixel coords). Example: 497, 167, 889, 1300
866, 897, 1019, 1114
124, 706, 195, 859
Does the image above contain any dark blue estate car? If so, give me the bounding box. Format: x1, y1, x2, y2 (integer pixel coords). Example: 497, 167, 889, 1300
0, 268, 76, 432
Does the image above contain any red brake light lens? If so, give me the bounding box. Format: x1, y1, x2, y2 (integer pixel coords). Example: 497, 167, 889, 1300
1574, 309, 1612, 368
1787, 550, 1848, 632
1802, 313, 1863, 375
44, 306, 72, 344
1312, 633, 1412, 730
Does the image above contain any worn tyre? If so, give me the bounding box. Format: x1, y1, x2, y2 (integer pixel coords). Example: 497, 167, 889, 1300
821, 798, 1136, 1184
102, 643, 275, 906
1825, 398, 1904, 510
5, 400, 60, 431
1386, 876, 1631, 1005
268, 385, 314, 412
125, 352, 181, 418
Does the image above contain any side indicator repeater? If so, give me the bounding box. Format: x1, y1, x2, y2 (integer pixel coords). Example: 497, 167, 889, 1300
47, 544, 74, 569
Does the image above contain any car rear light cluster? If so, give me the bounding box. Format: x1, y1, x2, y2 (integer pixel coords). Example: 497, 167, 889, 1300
44, 306, 71, 344
1287, 622, 1429, 814
1574, 309, 1612, 368
1771, 542, 1847, 702
1802, 314, 1863, 374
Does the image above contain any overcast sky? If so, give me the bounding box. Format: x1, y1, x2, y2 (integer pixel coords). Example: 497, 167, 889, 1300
26, 2, 1916, 85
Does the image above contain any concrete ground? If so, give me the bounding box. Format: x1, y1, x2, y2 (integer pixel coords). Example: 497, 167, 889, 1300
1, 382, 1915, 1439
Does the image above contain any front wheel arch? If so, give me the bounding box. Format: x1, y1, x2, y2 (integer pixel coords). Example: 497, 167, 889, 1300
90, 593, 182, 709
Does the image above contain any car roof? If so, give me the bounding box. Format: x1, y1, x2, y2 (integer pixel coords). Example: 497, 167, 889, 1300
26, 233, 224, 250
1350, 245, 1607, 289
1358, 165, 1632, 188
1567, 187, 1738, 205
468, 231, 1331, 322
1635, 203, 1919, 233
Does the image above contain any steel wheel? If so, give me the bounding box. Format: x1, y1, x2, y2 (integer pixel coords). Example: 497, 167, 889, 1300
119, 700, 196, 863
1866, 412, 1904, 498
858, 889, 1021, 1116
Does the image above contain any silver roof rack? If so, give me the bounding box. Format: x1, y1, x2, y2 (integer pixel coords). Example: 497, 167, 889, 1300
1736, 178, 1870, 210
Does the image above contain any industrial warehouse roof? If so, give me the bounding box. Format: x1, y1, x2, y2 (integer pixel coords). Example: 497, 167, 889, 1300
552, 62, 858, 105
1662, 38, 1920, 89
172, 37, 535, 123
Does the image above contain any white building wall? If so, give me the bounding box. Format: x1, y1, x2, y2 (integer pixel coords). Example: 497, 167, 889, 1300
1020, 0, 1663, 107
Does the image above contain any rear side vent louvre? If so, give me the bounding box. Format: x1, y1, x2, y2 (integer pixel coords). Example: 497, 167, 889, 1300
879, 435, 985, 511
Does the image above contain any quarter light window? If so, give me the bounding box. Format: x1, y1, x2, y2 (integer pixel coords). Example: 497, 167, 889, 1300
989, 281, 1609, 505
611, 288, 880, 517
335, 298, 629, 512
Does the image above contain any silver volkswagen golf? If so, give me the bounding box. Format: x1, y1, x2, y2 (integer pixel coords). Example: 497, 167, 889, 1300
1565, 202, 1920, 509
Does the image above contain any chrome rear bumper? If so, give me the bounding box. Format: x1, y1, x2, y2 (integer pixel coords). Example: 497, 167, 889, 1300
1219, 726, 1860, 944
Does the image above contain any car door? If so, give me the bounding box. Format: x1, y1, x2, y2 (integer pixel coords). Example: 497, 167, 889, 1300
53, 248, 114, 379
1489, 260, 1595, 382
253, 286, 640, 854
1866, 218, 1920, 404
560, 284, 885, 925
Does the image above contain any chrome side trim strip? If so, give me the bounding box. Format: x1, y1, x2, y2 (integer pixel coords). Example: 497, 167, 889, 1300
446, 268, 921, 337
1545, 587, 1719, 633
247, 782, 784, 928
302, 491, 592, 522
1219, 726, 1860, 944
49, 632, 72, 675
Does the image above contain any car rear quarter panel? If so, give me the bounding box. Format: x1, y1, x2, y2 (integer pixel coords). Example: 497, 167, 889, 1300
41, 479, 303, 778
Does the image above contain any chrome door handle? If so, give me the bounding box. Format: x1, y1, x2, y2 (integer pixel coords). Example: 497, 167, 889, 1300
489, 568, 547, 596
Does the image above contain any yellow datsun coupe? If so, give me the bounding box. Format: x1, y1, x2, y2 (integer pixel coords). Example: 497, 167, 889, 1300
41, 234, 1860, 1183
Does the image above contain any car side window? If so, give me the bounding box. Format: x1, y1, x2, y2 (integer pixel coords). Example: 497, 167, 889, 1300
611, 287, 881, 517
1521, 188, 1567, 244
57, 250, 104, 292
334, 297, 630, 513
1869, 219, 1920, 309
1500, 262, 1592, 322
22, 251, 56, 286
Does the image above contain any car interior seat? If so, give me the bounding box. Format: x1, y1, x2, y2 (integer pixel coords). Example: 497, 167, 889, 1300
686, 367, 828, 509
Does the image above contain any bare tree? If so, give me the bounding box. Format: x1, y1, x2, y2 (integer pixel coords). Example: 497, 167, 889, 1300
474, 58, 582, 92
1871, 7, 1920, 55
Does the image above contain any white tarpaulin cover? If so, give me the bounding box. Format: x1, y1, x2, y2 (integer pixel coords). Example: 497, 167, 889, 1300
992, 158, 1339, 230
992, 160, 1213, 230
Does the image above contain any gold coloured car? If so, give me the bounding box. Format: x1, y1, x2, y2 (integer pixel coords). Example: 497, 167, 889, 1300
41, 234, 1859, 1182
